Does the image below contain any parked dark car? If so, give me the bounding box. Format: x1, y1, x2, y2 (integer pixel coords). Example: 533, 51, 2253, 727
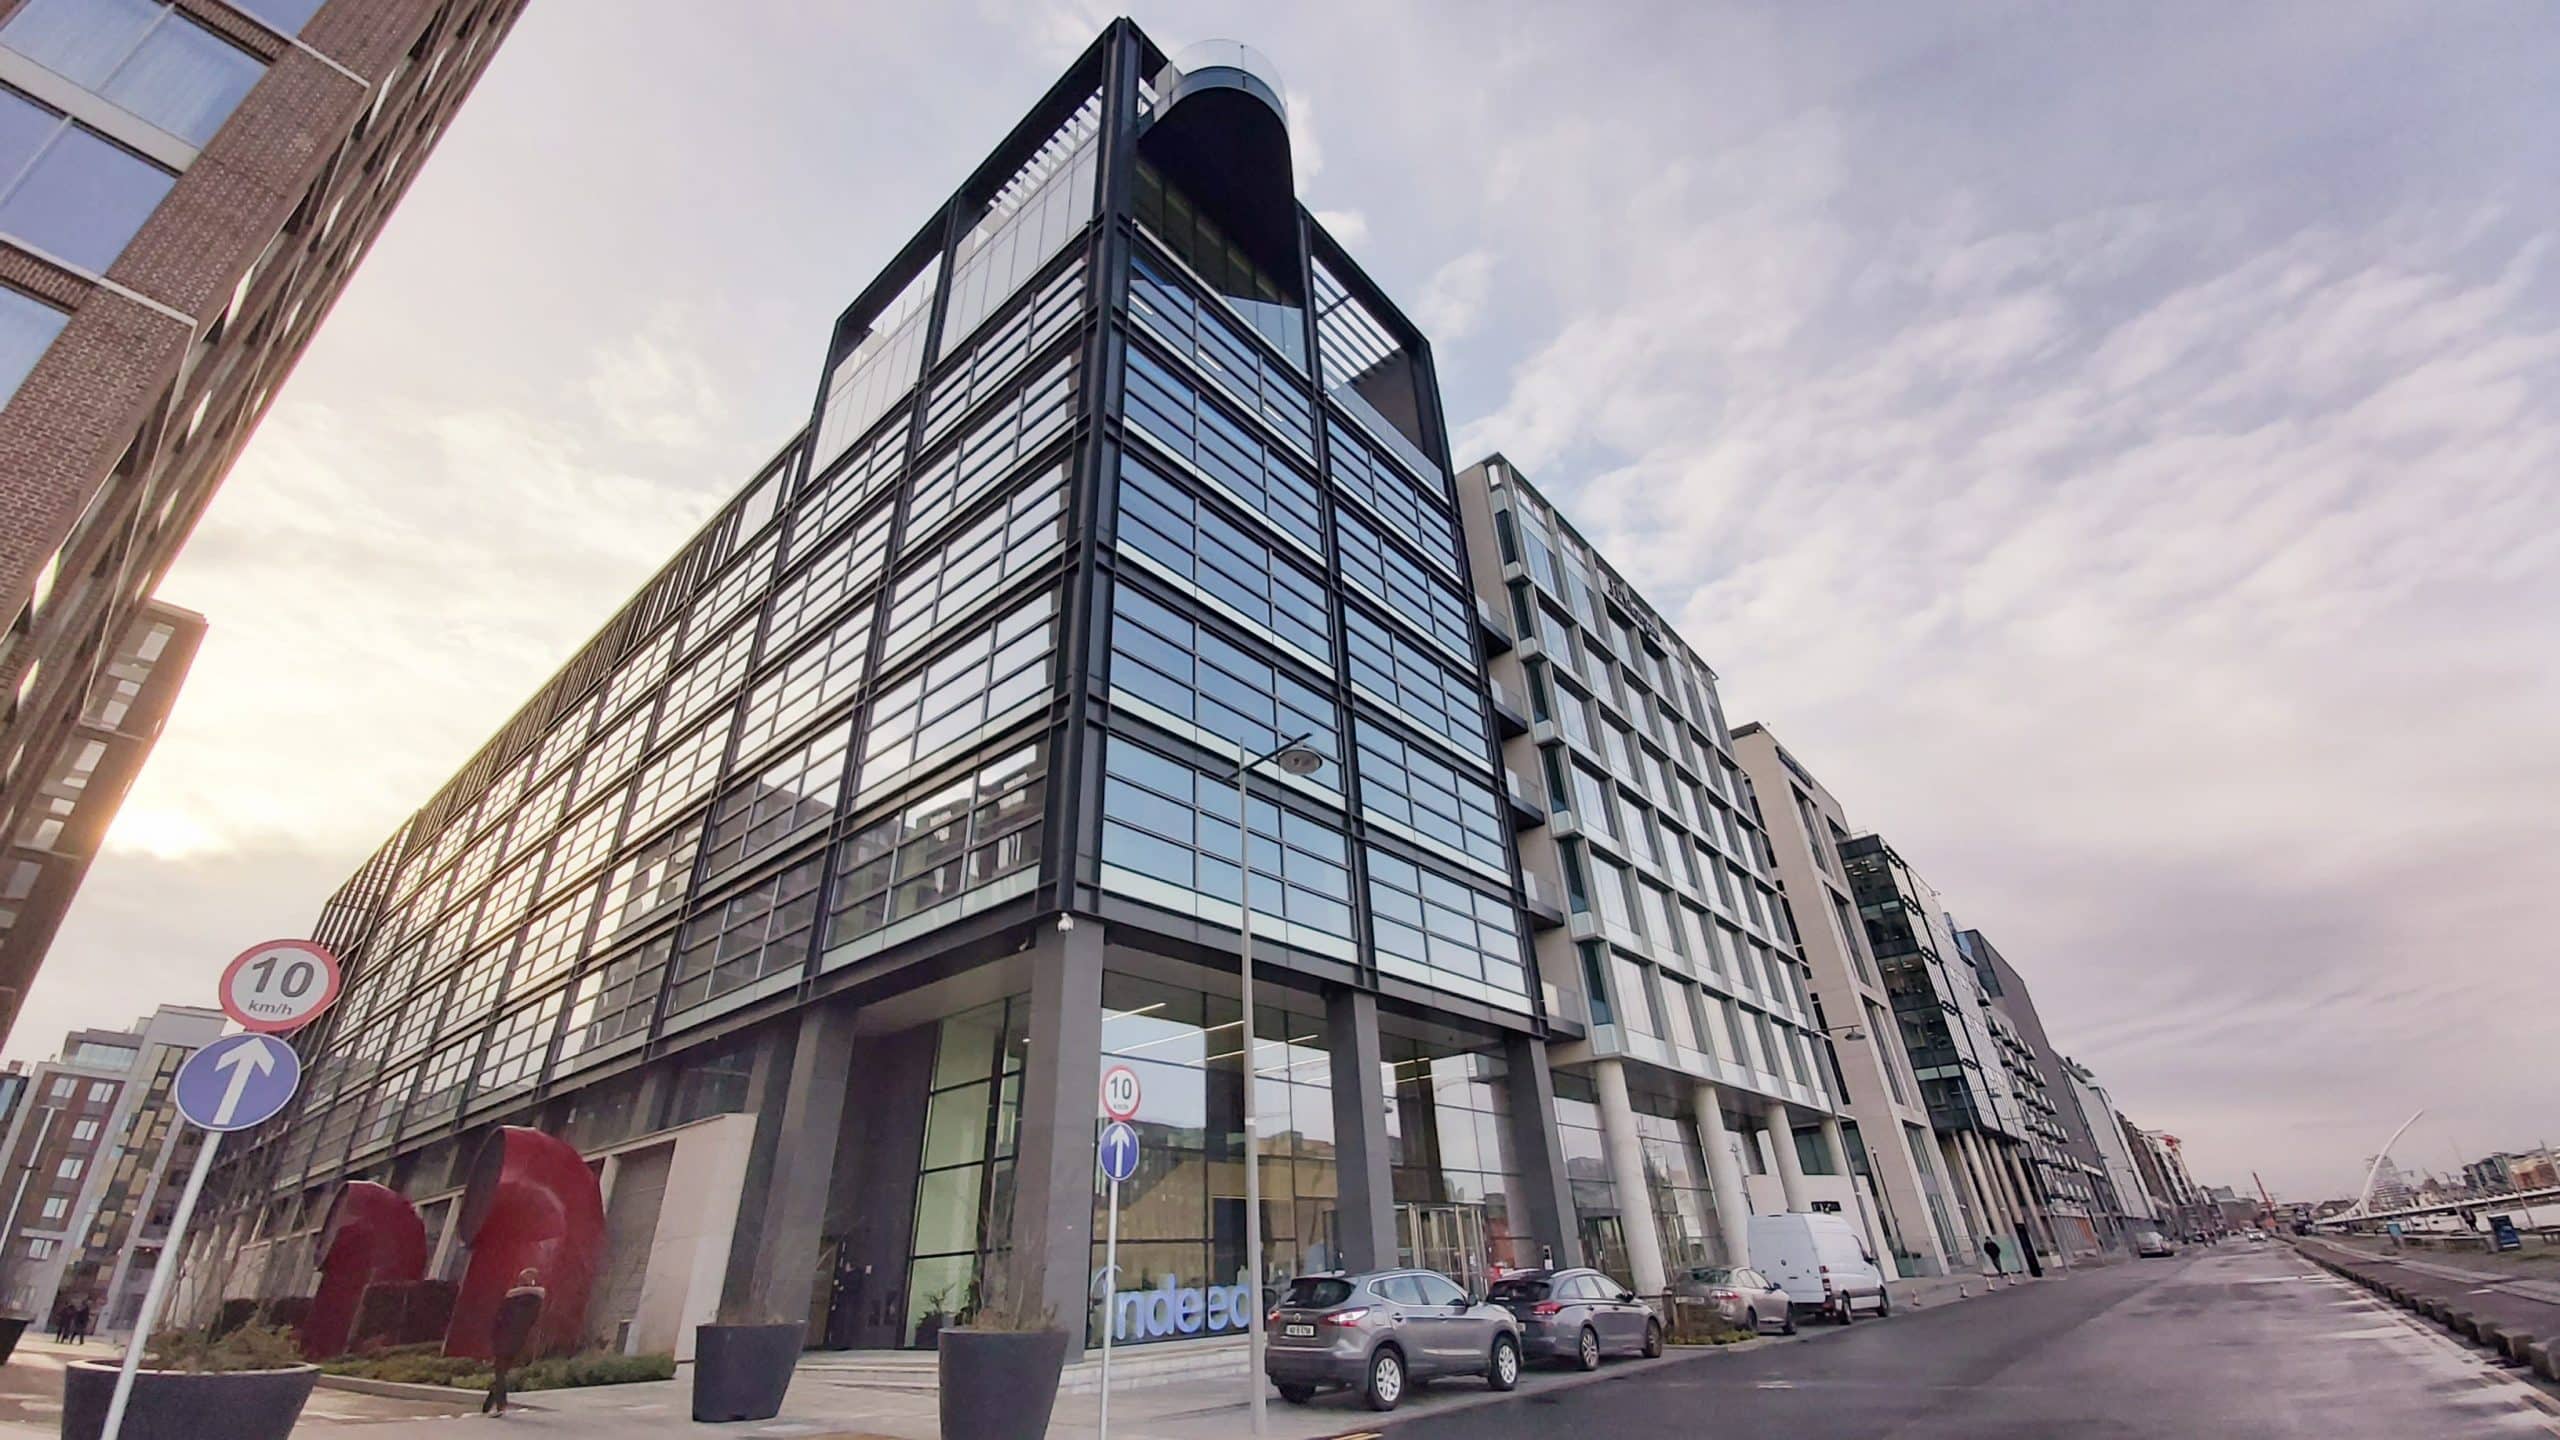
1265, 1269, 1522, 1412
1484, 1268, 1663, 1369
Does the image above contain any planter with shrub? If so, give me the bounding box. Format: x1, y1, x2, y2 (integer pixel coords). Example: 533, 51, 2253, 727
322, 1342, 675, 1392
937, 1256, 1068, 1440
691, 1311, 803, 1423
61, 1325, 318, 1440
0, 1313, 27, 1365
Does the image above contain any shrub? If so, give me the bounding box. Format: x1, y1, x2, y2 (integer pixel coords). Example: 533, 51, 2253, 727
144, 1323, 307, 1373
320, 1347, 674, 1392
508, 1352, 677, 1390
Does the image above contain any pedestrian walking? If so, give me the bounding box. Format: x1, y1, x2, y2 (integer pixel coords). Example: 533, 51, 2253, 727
482, 1268, 547, 1417
1984, 1237, 2005, 1288
47, 1298, 68, 1342
70, 1300, 92, 1345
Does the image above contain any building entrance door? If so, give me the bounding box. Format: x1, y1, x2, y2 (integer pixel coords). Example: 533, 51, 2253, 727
1396, 1203, 1488, 1296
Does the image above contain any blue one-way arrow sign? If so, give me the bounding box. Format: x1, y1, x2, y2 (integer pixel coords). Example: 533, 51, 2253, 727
1100, 1120, 1141, 1184
175, 1033, 302, 1132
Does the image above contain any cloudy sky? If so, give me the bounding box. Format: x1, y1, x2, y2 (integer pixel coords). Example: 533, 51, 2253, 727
18, 2, 2556, 1200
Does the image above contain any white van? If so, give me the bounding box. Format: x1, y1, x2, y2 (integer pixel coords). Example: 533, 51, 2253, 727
1747, 1213, 1890, 1323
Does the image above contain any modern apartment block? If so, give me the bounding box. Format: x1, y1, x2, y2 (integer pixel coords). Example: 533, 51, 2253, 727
1454, 456, 1846, 1296
0, 0, 528, 1044
1732, 723, 1965, 1277
191, 23, 1609, 1359
1963, 926, 2115, 1255
0, 599, 201, 1038
0, 1003, 223, 1325
2062, 1055, 2154, 1228
1839, 833, 2049, 1267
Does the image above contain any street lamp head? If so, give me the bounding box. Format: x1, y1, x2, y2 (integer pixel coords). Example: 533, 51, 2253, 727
1274, 745, 1324, 777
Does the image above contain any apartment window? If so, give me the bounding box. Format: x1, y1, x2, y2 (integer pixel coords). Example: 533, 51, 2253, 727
1662, 977, 1706, 1056
1342, 609, 1489, 762
859, 588, 1054, 794
1334, 508, 1469, 661
767, 505, 891, 652
46, 1075, 71, 1100
1367, 848, 1530, 1009
1108, 584, 1340, 782
1610, 955, 1659, 1039
594, 817, 703, 949
38, 1196, 66, 1220
0, 284, 65, 403
1123, 348, 1320, 551
0, 86, 175, 271
84, 1080, 112, 1102
1354, 721, 1505, 871
2, 0, 266, 146
26, 1237, 54, 1259
556, 935, 670, 1069
824, 744, 1043, 952
1116, 455, 1328, 664
905, 351, 1075, 545
736, 606, 871, 762
69, 1118, 97, 1142
880, 462, 1066, 661
702, 720, 850, 879
54, 1157, 80, 1180
472, 991, 563, 1095
1098, 738, 1353, 944
791, 419, 904, 565
663, 854, 824, 1018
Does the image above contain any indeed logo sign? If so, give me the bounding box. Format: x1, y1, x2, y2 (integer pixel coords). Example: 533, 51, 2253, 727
1110, 1270, 1253, 1342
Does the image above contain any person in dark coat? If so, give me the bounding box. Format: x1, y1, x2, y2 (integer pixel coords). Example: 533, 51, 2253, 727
69, 1300, 92, 1345
47, 1298, 69, 1342
482, 1268, 547, 1417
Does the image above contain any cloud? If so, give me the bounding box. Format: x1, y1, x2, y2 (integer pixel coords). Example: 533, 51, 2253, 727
1313, 208, 1368, 246
1414, 249, 1494, 341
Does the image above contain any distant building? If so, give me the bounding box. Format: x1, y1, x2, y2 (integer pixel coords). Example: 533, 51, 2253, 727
2060, 1056, 2154, 1229
2465, 1149, 2558, 1194
0, 1004, 224, 1326
1959, 925, 2105, 1257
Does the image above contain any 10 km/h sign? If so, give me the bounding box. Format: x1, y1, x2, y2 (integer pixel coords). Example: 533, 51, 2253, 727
219, 939, 341, 1033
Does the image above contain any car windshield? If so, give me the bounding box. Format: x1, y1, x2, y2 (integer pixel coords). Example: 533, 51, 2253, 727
1280, 1277, 1355, 1308
1486, 1277, 1551, 1301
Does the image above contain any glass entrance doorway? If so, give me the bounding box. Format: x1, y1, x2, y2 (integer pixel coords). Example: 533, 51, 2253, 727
1397, 1203, 1489, 1296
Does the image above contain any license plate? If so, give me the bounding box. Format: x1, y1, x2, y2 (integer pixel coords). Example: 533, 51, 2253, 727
1284, 1324, 1316, 1338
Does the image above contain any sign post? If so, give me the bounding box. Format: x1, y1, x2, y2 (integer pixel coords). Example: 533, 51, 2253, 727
104, 940, 336, 1440
1096, 1063, 1143, 1440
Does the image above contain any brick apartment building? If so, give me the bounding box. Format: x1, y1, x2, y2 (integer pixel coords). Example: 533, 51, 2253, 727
0, 0, 527, 1042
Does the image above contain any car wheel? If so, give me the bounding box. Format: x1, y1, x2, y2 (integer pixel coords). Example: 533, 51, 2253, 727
1836, 1297, 1856, 1325
1576, 1325, 1603, 1371
1364, 1347, 1406, 1412
1782, 1308, 1798, 1336
1489, 1334, 1522, 1391
1277, 1383, 1316, 1405
1743, 1307, 1759, 1334
1642, 1320, 1664, 1359
1877, 1289, 1893, 1318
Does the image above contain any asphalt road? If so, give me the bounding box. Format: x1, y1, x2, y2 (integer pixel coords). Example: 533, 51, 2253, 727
1379, 1245, 2560, 1440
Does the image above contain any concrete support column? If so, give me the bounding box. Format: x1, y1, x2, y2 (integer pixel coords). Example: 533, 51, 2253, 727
1691, 1083, 1752, 1267
1941, 1131, 1996, 1247
1010, 917, 1106, 1354
1502, 1031, 1579, 1270
737, 996, 860, 1327
1592, 1059, 1668, 1295
1816, 1116, 1851, 1178
1325, 987, 1396, 1273
1763, 1101, 1809, 1213
718, 1022, 802, 1312
2001, 1145, 2056, 1255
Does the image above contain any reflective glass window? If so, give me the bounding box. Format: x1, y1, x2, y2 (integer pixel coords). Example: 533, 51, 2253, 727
1098, 738, 1353, 943
768, 506, 891, 655
0, 87, 172, 271
881, 461, 1066, 662
1130, 247, 1311, 451
0, 284, 66, 404
736, 604, 871, 764
556, 934, 671, 1069
824, 744, 1043, 952
702, 720, 850, 880
2, 0, 265, 146
1105, 584, 1339, 787
1122, 348, 1320, 551
860, 588, 1054, 796
1366, 848, 1531, 1011
1115, 455, 1327, 664
1334, 507, 1468, 661
926, 257, 1085, 444
1352, 721, 1504, 871
663, 853, 823, 1018
905, 350, 1076, 546
1342, 609, 1489, 765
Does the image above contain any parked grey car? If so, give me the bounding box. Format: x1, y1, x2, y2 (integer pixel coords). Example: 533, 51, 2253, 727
2133, 1229, 2177, 1258
1485, 1268, 1663, 1369
1264, 1269, 1523, 1411
1674, 1265, 1797, 1335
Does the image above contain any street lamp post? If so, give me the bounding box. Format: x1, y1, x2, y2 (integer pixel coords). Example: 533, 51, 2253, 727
1230, 733, 1322, 1439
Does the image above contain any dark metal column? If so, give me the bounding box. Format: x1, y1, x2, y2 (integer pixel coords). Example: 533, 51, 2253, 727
1325, 987, 1396, 1272
1502, 1031, 1579, 1269
1009, 917, 1106, 1354
739, 996, 861, 1326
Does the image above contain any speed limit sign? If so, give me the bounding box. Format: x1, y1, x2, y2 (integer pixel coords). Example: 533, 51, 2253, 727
1101, 1064, 1142, 1121
218, 939, 342, 1034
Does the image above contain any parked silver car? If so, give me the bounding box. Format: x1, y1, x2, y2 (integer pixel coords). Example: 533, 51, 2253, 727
1264, 1269, 1523, 1411
2133, 1230, 2177, 1258
1674, 1265, 1797, 1335
1485, 1267, 1663, 1369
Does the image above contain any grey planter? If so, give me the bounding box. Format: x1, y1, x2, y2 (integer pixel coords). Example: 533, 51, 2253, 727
0, 1315, 25, 1365
939, 1328, 1069, 1440
61, 1360, 319, 1440
691, 1322, 802, 1423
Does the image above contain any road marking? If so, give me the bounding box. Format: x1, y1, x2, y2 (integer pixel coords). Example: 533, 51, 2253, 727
1755, 1381, 1797, 1390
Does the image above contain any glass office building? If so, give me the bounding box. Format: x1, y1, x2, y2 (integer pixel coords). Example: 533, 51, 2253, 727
193, 23, 1584, 1356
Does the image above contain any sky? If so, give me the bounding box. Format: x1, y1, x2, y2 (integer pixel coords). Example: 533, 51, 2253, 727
15, 1, 2557, 1202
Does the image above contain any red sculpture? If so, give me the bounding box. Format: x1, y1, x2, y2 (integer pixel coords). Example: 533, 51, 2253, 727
441, 1127, 604, 1360
303, 1181, 428, 1359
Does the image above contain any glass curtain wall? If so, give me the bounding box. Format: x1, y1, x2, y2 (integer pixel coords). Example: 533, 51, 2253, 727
904, 998, 1028, 1348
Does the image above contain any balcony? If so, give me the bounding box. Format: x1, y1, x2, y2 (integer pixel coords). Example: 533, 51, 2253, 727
1476, 596, 1515, 654
1521, 871, 1566, 928
1503, 767, 1546, 829
1486, 677, 1531, 737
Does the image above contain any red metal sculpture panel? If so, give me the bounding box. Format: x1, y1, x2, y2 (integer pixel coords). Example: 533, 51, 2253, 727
303, 1181, 428, 1359
441, 1127, 604, 1359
